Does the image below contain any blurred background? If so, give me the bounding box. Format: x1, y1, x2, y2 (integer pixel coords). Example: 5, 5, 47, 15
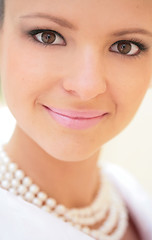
0, 83, 152, 198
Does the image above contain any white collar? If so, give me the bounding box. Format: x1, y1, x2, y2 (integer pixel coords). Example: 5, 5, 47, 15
103, 163, 152, 240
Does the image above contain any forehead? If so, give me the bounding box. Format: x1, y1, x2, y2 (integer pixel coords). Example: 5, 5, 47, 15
5, 0, 152, 32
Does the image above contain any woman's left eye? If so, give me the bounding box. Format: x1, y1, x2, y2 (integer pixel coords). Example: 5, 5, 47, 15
30, 30, 65, 46
110, 40, 141, 56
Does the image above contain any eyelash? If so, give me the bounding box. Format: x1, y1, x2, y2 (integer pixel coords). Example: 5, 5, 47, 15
27, 28, 66, 47
26, 28, 148, 57
110, 39, 148, 58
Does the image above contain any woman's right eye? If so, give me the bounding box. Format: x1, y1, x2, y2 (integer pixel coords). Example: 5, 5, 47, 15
29, 30, 66, 46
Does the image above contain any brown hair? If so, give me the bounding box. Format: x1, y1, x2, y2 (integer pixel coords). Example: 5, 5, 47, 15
0, 0, 4, 23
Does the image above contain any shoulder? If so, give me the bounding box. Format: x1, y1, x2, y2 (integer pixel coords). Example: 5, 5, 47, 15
103, 163, 152, 240
0, 188, 93, 240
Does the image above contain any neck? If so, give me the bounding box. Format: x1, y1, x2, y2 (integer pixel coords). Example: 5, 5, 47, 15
4, 125, 101, 208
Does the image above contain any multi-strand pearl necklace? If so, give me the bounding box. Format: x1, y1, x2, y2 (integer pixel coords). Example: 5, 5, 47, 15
0, 146, 128, 240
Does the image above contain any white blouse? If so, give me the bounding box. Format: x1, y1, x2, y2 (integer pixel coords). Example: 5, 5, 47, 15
0, 164, 151, 240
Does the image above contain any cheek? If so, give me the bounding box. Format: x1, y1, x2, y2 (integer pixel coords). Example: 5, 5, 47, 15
1, 40, 61, 107
1, 34, 75, 115
107, 57, 152, 123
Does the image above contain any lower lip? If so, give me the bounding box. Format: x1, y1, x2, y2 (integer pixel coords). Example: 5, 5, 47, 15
44, 107, 107, 130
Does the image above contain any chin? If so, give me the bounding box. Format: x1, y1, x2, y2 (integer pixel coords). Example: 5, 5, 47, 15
42, 142, 98, 162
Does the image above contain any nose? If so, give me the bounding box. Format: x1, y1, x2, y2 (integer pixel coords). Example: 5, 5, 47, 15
62, 47, 107, 101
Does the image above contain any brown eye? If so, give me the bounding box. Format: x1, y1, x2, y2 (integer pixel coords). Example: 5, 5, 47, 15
110, 40, 140, 56
117, 42, 131, 54
41, 31, 56, 44
33, 30, 65, 45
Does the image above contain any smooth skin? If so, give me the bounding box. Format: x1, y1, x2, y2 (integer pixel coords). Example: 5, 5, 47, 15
0, 0, 152, 239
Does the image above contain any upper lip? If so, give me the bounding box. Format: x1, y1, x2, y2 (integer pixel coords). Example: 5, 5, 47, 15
44, 106, 108, 119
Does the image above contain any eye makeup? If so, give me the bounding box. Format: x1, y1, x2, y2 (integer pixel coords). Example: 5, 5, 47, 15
23, 26, 150, 58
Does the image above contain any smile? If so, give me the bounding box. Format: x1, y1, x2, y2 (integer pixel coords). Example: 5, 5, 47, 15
43, 106, 108, 130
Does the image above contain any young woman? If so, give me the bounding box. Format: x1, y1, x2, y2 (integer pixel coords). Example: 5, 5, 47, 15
0, 0, 152, 239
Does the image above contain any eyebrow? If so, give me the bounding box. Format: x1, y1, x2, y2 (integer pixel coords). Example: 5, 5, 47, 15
111, 28, 152, 37
19, 13, 77, 30
19, 13, 152, 38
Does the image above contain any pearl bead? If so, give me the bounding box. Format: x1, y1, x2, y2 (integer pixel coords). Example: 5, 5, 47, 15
18, 185, 27, 195
33, 197, 42, 207
55, 204, 66, 215
91, 230, 99, 238
41, 205, 50, 212
0, 165, 7, 174
9, 188, 17, 195
83, 208, 93, 217
46, 198, 56, 209
11, 179, 20, 188
1, 180, 10, 189
8, 163, 18, 172
5, 172, 13, 181
37, 191, 47, 202
92, 202, 99, 212
82, 217, 95, 226
79, 217, 90, 226
29, 184, 40, 195
24, 192, 35, 202
15, 170, 25, 180
2, 156, 10, 165
65, 212, 72, 221
100, 207, 117, 234
88, 217, 96, 225
0, 151, 7, 159
23, 177, 32, 187
82, 227, 90, 235
80, 208, 91, 216
72, 216, 79, 224
68, 209, 77, 216
67, 221, 74, 227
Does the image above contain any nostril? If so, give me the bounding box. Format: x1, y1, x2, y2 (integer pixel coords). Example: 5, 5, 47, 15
62, 80, 107, 101
65, 89, 78, 97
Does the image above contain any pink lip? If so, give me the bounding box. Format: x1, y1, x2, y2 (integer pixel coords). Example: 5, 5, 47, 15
43, 106, 108, 130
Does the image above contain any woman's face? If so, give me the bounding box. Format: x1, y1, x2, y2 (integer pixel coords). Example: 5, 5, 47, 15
0, 0, 152, 161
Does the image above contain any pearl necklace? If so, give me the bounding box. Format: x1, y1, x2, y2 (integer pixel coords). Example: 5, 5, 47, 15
0, 146, 128, 240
